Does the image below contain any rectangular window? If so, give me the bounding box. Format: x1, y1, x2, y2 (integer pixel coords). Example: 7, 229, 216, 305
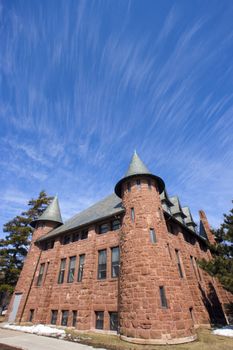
58, 258, 66, 284
81, 229, 88, 240
195, 257, 202, 281
167, 243, 172, 259
67, 256, 76, 283
159, 286, 168, 308
148, 179, 152, 189
111, 247, 119, 278
189, 307, 194, 324
98, 249, 107, 279
73, 232, 80, 242
63, 234, 72, 245
190, 256, 198, 279
111, 219, 121, 231
51, 310, 58, 325
136, 179, 141, 188
175, 250, 184, 278
77, 254, 85, 282
95, 311, 104, 329
29, 309, 34, 322
150, 228, 156, 243
61, 310, 69, 326
37, 263, 45, 286
131, 208, 135, 222
166, 222, 175, 234
72, 311, 77, 327
127, 182, 131, 192
109, 312, 118, 331
99, 223, 109, 234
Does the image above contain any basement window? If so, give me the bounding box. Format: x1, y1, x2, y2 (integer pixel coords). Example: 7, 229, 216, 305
29, 309, 34, 322
61, 310, 69, 326
109, 312, 118, 331
72, 311, 77, 327
51, 310, 58, 325
95, 311, 104, 329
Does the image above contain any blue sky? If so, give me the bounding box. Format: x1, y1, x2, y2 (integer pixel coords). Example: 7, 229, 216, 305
1, 0, 233, 237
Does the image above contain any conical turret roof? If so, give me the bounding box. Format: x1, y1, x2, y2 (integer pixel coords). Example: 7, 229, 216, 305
115, 151, 165, 198
30, 196, 63, 228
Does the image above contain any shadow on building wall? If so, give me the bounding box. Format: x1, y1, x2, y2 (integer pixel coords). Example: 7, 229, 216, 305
199, 282, 227, 325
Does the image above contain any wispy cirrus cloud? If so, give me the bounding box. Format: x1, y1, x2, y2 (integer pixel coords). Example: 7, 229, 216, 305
0, 0, 233, 236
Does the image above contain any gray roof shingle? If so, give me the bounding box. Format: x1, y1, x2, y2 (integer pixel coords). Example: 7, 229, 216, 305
37, 193, 124, 242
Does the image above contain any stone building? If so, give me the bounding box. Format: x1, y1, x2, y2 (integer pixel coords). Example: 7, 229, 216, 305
6, 152, 232, 344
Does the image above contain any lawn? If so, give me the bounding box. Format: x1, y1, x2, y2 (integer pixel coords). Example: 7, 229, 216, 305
65, 328, 233, 350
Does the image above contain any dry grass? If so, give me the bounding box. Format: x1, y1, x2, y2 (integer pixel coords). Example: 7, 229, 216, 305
65, 328, 233, 350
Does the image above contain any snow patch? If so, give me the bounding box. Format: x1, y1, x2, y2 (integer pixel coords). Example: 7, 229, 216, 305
212, 326, 233, 337
3, 323, 65, 336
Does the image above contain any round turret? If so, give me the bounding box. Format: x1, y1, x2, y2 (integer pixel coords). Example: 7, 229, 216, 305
30, 196, 63, 229
115, 152, 196, 344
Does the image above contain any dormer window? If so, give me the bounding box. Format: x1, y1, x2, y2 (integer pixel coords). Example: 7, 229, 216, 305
111, 219, 121, 231
98, 223, 109, 234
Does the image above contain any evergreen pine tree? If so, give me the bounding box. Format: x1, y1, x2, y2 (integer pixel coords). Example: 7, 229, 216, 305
0, 191, 53, 312
199, 201, 233, 294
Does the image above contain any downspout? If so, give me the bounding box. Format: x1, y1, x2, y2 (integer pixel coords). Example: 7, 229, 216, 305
19, 246, 42, 323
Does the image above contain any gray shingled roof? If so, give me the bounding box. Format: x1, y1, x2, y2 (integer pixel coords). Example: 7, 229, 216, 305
31, 196, 63, 228
182, 206, 197, 226
169, 196, 186, 218
37, 193, 124, 242
115, 151, 165, 197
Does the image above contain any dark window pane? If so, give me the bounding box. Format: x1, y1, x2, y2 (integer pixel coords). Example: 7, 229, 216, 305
159, 286, 168, 308
150, 228, 156, 243
58, 258, 66, 284
98, 250, 107, 279
109, 312, 118, 331
72, 311, 77, 327
131, 208, 135, 222
78, 254, 85, 282
175, 250, 183, 278
111, 247, 119, 278
127, 182, 131, 192
167, 243, 172, 259
61, 310, 69, 326
148, 179, 152, 189
63, 235, 71, 245
81, 230, 88, 239
29, 309, 34, 322
73, 232, 80, 242
51, 310, 58, 325
67, 256, 76, 283
99, 223, 109, 234
95, 311, 104, 329
112, 219, 121, 231
37, 263, 45, 286
136, 179, 141, 188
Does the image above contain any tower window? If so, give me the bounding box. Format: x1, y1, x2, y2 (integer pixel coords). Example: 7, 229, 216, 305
189, 307, 194, 325
77, 254, 85, 282
29, 309, 34, 322
67, 256, 76, 283
37, 263, 45, 286
51, 310, 58, 325
167, 243, 172, 259
58, 258, 66, 284
136, 179, 141, 188
150, 228, 156, 244
159, 286, 168, 308
72, 311, 77, 327
127, 182, 131, 192
109, 312, 118, 331
131, 208, 135, 222
111, 247, 119, 278
175, 250, 184, 278
147, 179, 152, 189
61, 310, 69, 326
95, 311, 104, 329
98, 249, 107, 279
